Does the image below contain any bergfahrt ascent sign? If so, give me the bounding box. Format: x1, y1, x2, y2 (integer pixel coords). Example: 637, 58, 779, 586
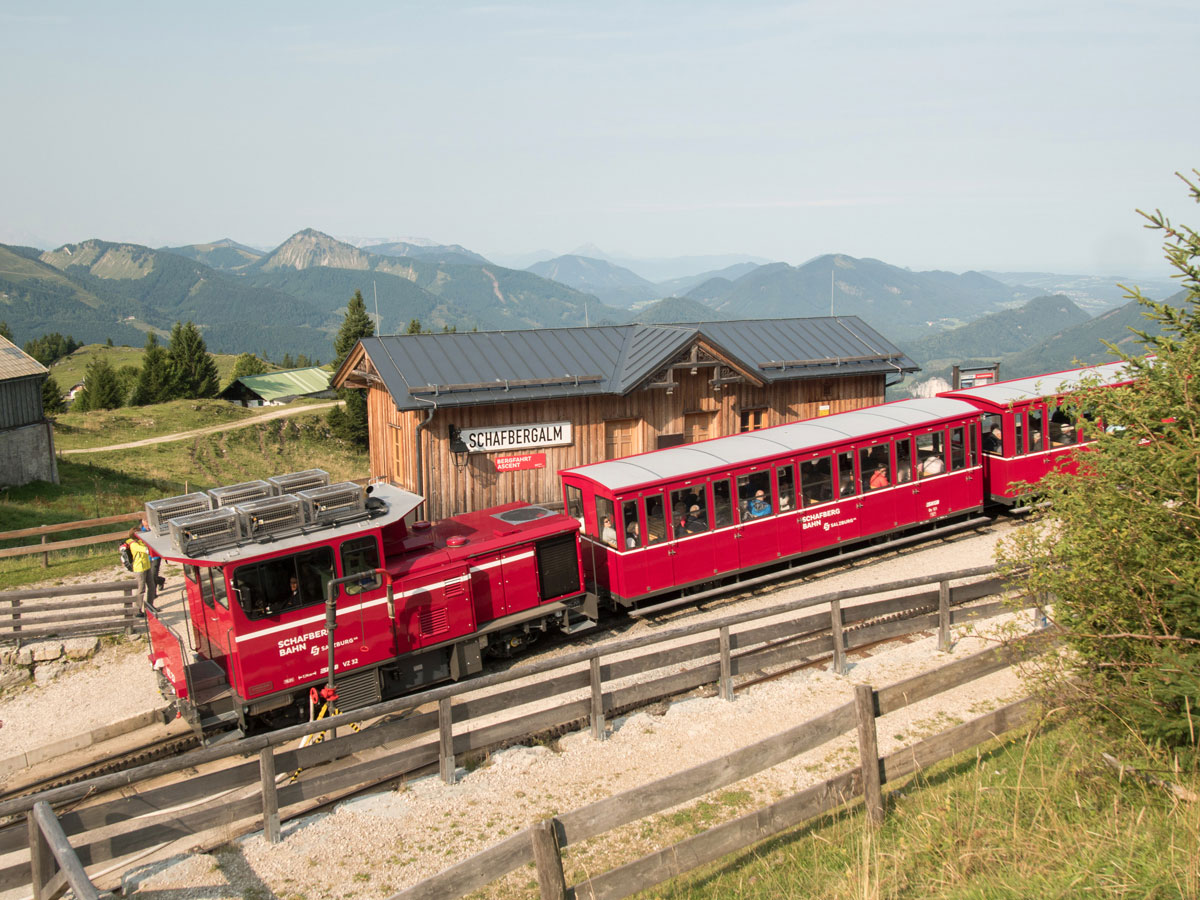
460, 421, 572, 453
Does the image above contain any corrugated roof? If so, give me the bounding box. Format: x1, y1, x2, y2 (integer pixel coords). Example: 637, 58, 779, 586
565, 398, 980, 491
0, 336, 47, 381
352, 318, 918, 412
226, 367, 331, 402
940, 360, 1134, 407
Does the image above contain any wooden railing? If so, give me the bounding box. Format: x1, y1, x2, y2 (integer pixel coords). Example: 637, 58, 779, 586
0, 581, 143, 643
0, 512, 142, 564
0, 564, 1033, 894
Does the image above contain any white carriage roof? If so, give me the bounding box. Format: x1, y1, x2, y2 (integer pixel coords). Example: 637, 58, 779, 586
564, 398, 980, 492
941, 360, 1134, 407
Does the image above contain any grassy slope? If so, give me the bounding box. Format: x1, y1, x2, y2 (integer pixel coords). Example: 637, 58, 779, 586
0, 404, 366, 588
49, 343, 262, 392
639, 718, 1199, 899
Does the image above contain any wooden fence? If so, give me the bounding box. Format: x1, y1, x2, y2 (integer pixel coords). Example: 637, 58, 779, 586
0, 564, 1035, 894
0, 512, 143, 564
0, 581, 144, 644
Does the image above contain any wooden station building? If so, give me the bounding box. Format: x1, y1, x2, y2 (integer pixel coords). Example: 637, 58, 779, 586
333, 317, 919, 521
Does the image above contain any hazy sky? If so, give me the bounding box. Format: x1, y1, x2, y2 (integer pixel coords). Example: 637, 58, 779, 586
2, 1, 1196, 275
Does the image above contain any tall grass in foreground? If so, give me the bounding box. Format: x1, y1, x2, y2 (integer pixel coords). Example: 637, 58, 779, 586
641, 719, 1199, 900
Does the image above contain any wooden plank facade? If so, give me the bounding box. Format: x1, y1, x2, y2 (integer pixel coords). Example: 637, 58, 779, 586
354, 337, 889, 520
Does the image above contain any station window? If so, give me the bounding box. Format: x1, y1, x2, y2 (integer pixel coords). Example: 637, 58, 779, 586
776, 465, 796, 512
981, 414, 1004, 455
800, 455, 834, 506
895, 438, 914, 483
739, 409, 765, 432
595, 497, 617, 547
859, 443, 890, 491
671, 485, 710, 534
736, 472, 773, 519
712, 479, 734, 527
564, 485, 584, 528
836, 451, 857, 498
232, 547, 335, 620
620, 500, 640, 550
340, 536, 382, 595
644, 494, 668, 544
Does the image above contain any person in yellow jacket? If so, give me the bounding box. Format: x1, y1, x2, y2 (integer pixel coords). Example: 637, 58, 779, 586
125, 528, 156, 614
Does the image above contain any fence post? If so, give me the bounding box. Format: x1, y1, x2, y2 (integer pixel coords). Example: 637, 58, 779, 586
854, 684, 884, 826
830, 599, 845, 676
11, 596, 20, 636
123, 585, 134, 636
589, 656, 605, 740
438, 697, 456, 785
29, 801, 99, 900
41, 531, 49, 569
937, 580, 951, 652
27, 810, 54, 900
530, 817, 567, 900
718, 625, 734, 701
259, 747, 281, 844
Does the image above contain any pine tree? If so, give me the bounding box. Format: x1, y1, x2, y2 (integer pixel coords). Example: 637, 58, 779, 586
228, 352, 270, 385
0, 322, 12, 342
999, 168, 1200, 746
328, 290, 375, 447
405, 318, 422, 335
281, 352, 294, 369
74, 357, 124, 410
41, 374, 65, 414
132, 333, 175, 406
166, 321, 220, 399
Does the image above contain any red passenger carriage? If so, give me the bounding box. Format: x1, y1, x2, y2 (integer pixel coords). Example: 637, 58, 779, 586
141, 472, 592, 736
940, 361, 1133, 505
561, 398, 985, 610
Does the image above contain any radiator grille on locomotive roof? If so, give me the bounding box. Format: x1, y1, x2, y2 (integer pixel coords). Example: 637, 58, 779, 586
237, 495, 305, 542
297, 482, 367, 526
169, 508, 241, 556
208, 480, 274, 508
267, 469, 330, 495
144, 492, 212, 535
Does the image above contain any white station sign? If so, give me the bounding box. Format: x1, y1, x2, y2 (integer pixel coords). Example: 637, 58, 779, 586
460, 421, 573, 454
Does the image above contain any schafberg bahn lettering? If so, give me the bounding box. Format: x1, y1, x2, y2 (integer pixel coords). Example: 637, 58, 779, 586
461, 421, 572, 453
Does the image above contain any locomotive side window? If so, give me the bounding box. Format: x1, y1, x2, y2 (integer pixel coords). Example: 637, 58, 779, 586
835, 451, 857, 498
800, 455, 834, 506
949, 427, 966, 470
859, 444, 890, 491
233, 547, 335, 620
186, 564, 227, 610
644, 494, 668, 544
620, 500, 640, 550
712, 479, 734, 527
895, 438, 913, 483
776, 465, 796, 512
595, 497, 617, 547
565, 485, 584, 528
340, 536, 382, 595
736, 472, 773, 519
981, 414, 1004, 455
671, 486, 709, 534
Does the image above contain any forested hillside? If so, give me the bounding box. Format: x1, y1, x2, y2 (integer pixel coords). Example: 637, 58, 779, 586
526, 255, 662, 307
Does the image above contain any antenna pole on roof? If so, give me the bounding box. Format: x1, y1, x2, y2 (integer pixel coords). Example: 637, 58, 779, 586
830, 266, 835, 317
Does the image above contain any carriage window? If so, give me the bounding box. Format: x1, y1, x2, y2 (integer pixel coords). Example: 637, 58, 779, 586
565, 485, 584, 528
620, 500, 640, 550
968, 423, 978, 466
341, 536, 381, 595
644, 494, 667, 544
859, 444, 890, 492
836, 451, 857, 498
595, 497, 617, 547
187, 564, 227, 610
1014, 412, 1025, 456
949, 427, 966, 471
1049, 406, 1078, 446
776, 465, 796, 512
712, 479, 734, 527
800, 455, 834, 506
737, 472, 773, 519
1028, 408, 1044, 453
895, 438, 913, 484
671, 486, 709, 535
981, 414, 1004, 455
233, 547, 334, 621
917, 431, 946, 478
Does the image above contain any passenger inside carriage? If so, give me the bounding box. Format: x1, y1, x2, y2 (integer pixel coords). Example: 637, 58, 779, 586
1049, 409, 1077, 446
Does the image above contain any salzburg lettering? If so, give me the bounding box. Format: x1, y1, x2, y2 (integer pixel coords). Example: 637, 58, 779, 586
461, 421, 572, 453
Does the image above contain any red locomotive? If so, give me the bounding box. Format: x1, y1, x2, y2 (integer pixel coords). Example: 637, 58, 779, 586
142, 360, 1136, 736
142, 474, 594, 737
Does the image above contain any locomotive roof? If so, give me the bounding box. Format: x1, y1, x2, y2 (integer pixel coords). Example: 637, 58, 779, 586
939, 360, 1134, 408
563, 397, 980, 492
140, 482, 423, 565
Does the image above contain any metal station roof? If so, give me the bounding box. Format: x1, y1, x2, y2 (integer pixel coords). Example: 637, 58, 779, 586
220, 367, 332, 403
940, 360, 1135, 408
0, 335, 47, 381
343, 317, 918, 412
563, 397, 979, 491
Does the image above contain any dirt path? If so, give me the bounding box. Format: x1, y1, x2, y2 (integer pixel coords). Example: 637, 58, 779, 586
60, 401, 340, 455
